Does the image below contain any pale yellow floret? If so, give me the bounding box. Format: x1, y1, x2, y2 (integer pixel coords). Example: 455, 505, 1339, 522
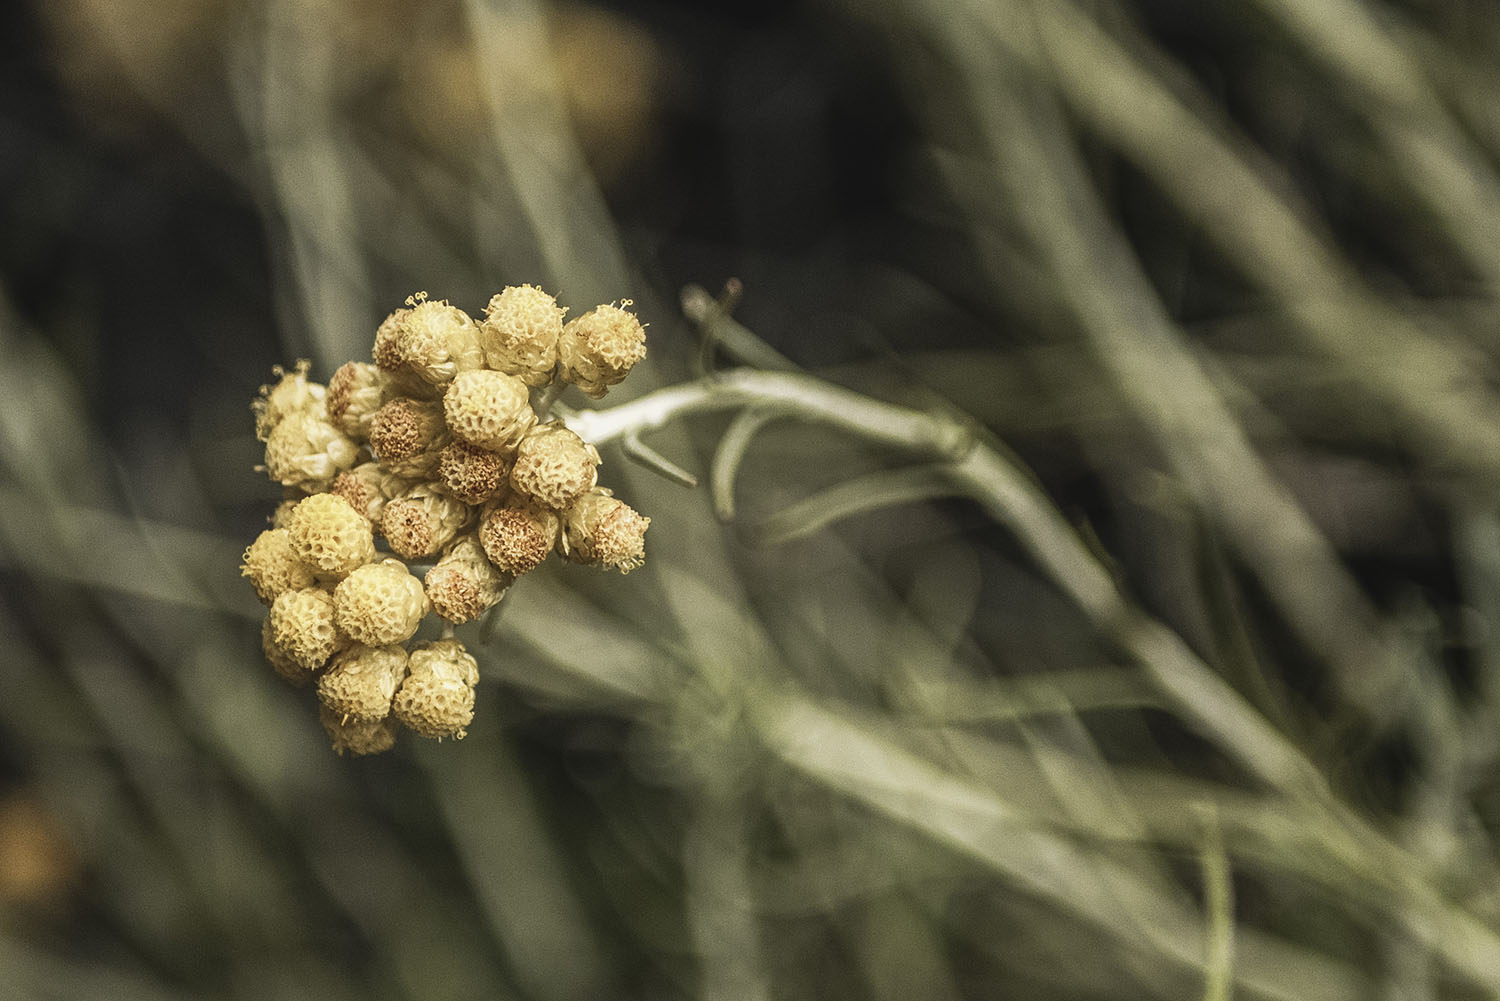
562, 487, 649, 573
399, 299, 485, 387
284, 493, 376, 577
557, 302, 647, 398
263, 409, 360, 491
242, 527, 318, 604
317, 644, 409, 724
320, 703, 398, 756
509, 424, 599, 510
442, 369, 536, 452
425, 537, 511, 623
268, 587, 342, 673
477, 284, 564, 387
395, 639, 479, 740
333, 559, 428, 646
254, 360, 326, 441
262, 615, 315, 686
327, 361, 386, 440
478, 502, 559, 575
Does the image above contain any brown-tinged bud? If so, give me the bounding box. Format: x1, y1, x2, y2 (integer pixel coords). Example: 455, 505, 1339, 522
253, 360, 326, 441
334, 559, 429, 646
318, 644, 409, 724
438, 439, 510, 505
425, 536, 511, 623
372, 306, 438, 399
509, 424, 599, 510
399, 299, 485, 387
561, 487, 649, 573
262, 615, 315, 686
327, 361, 386, 440
557, 302, 646, 398
242, 527, 318, 604
369, 397, 447, 477
263, 409, 360, 491
478, 502, 558, 575
381, 485, 473, 560
283, 493, 376, 577
320, 703, 398, 757
394, 639, 478, 740
477, 284, 564, 386
442, 369, 536, 452
330, 462, 421, 531
268, 587, 342, 673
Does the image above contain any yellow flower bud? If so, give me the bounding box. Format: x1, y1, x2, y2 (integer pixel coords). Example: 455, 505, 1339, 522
320, 703, 398, 757
268, 587, 342, 673
477, 284, 564, 387
437, 439, 510, 505
442, 369, 536, 452
369, 397, 447, 478
262, 409, 360, 491
333, 559, 428, 646
262, 615, 314, 686
509, 424, 599, 510
318, 644, 409, 724
478, 501, 558, 575
242, 527, 318, 604
381, 485, 473, 560
253, 360, 326, 441
394, 639, 478, 740
558, 302, 646, 398
327, 361, 386, 440
561, 487, 650, 573
399, 299, 485, 387
283, 493, 376, 577
425, 536, 511, 623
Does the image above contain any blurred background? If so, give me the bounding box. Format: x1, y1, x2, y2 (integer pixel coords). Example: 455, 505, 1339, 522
6, 0, 1500, 998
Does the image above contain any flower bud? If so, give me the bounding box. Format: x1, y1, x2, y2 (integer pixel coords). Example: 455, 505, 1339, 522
381, 485, 473, 560
327, 361, 386, 440
509, 424, 599, 510
394, 639, 478, 740
442, 369, 536, 452
562, 487, 650, 573
263, 409, 360, 491
283, 493, 376, 577
242, 527, 318, 604
334, 559, 428, 646
437, 439, 510, 505
369, 397, 447, 477
262, 615, 314, 686
318, 644, 409, 724
399, 299, 485, 387
557, 302, 646, 398
477, 284, 564, 386
478, 502, 558, 575
254, 360, 326, 441
425, 536, 511, 623
320, 703, 398, 757
373, 307, 412, 371
268, 587, 342, 673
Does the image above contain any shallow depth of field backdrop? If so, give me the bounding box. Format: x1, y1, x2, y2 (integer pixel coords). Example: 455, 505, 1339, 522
6, 0, 1500, 999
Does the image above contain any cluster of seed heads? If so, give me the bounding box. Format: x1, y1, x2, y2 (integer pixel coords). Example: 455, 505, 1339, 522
243, 286, 651, 756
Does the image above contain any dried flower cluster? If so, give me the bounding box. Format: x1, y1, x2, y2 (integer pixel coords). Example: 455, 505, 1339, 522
243, 287, 650, 755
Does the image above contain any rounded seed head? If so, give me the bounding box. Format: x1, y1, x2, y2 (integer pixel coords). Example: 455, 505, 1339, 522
562, 487, 650, 573
399, 299, 485, 386
242, 527, 318, 604
509, 424, 599, 510
262, 614, 315, 686
269, 587, 342, 673
478, 502, 558, 575
334, 559, 429, 646
381, 486, 473, 560
318, 644, 409, 724
478, 284, 564, 386
320, 703, 399, 757
437, 439, 510, 505
395, 640, 479, 740
373, 308, 413, 371
442, 369, 536, 452
425, 537, 511, 623
369, 397, 447, 477
558, 302, 646, 398
284, 493, 376, 577
254, 360, 326, 441
263, 410, 360, 491
327, 361, 386, 440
